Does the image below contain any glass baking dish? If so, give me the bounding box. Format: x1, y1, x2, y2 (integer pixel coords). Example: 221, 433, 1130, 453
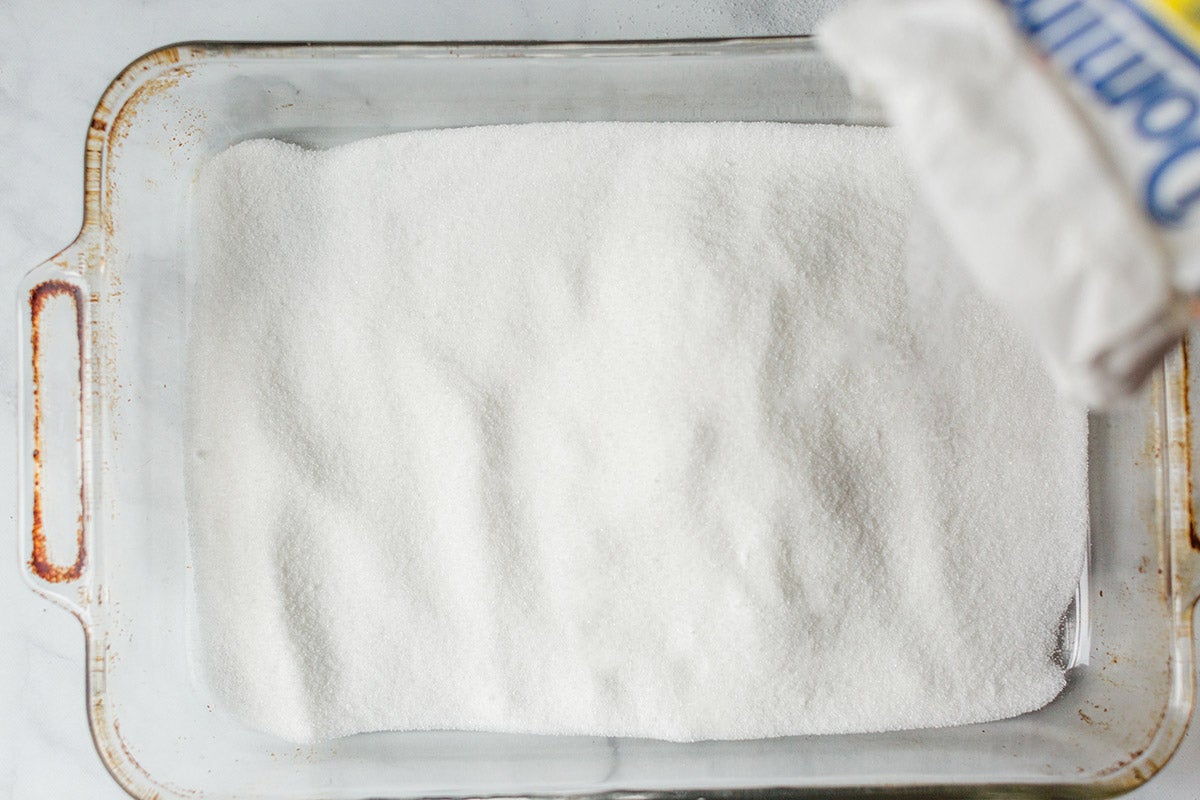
14, 38, 1200, 799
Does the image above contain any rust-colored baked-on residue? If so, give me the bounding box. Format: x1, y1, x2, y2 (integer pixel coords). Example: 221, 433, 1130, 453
1182, 339, 1200, 552
29, 279, 86, 582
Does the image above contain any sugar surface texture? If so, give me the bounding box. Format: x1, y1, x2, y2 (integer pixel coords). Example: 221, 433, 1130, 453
187, 123, 1088, 744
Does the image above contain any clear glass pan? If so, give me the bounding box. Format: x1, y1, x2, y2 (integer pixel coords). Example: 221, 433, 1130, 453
15, 38, 1200, 799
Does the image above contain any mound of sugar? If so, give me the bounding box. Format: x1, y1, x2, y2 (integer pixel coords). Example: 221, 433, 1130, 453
186, 122, 1087, 743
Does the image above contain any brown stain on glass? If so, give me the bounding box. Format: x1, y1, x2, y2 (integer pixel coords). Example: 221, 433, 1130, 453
29, 279, 86, 583
85, 45, 191, 240
1182, 339, 1200, 551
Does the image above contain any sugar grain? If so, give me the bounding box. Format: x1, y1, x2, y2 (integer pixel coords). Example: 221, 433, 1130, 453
187, 123, 1088, 743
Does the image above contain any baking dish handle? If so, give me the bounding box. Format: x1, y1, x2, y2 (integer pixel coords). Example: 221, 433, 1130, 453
17, 241, 93, 619
1166, 335, 1200, 612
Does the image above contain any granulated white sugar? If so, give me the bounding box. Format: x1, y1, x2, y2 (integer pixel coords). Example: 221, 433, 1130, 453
186, 122, 1088, 744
